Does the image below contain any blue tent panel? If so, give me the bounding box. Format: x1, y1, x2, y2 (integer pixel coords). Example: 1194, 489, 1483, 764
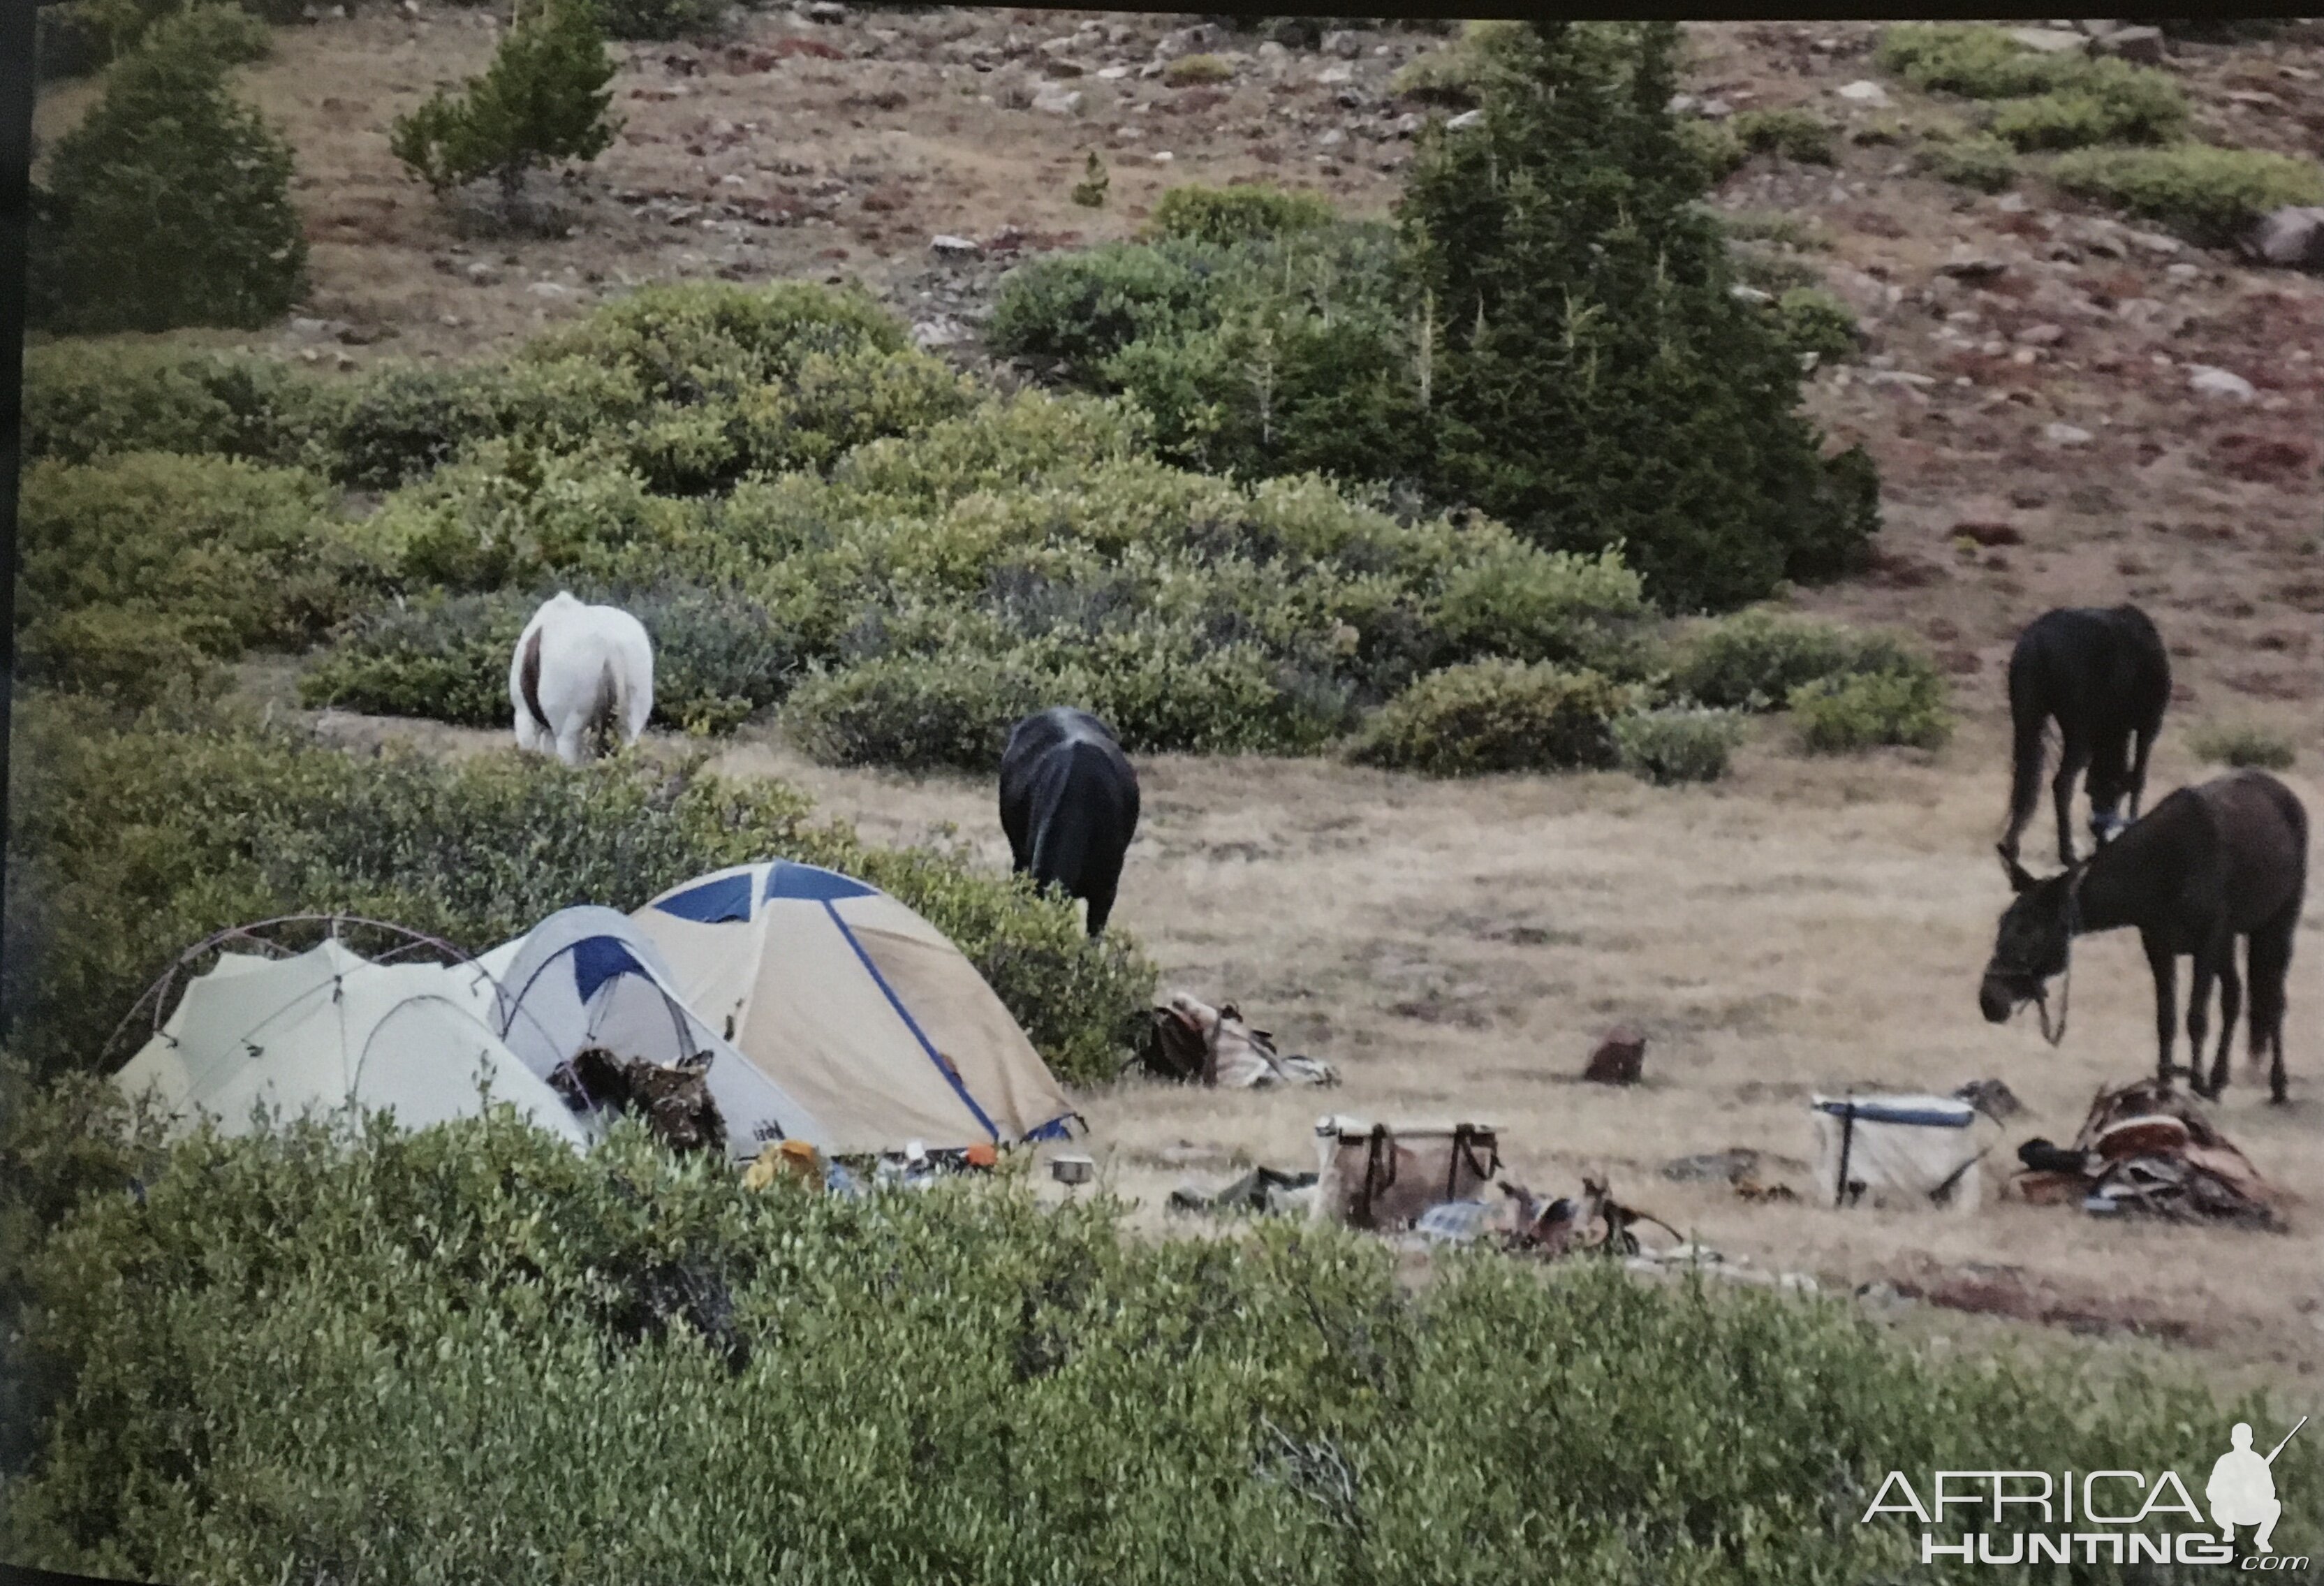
765, 863, 876, 903
1814, 1099, 1973, 1129
571, 937, 647, 1003
653, 873, 756, 925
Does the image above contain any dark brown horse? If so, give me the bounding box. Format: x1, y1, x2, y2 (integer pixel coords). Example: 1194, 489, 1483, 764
554, 1048, 728, 1155
1980, 770, 2307, 1102
2001, 605, 2171, 869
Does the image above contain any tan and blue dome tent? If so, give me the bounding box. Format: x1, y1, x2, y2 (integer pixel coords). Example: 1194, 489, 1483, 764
110, 938, 594, 1150
631, 860, 1080, 1157
472, 904, 835, 1166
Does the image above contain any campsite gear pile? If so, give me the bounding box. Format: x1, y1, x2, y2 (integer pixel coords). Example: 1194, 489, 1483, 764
1811, 1092, 1996, 1212
1137, 992, 1339, 1088
109, 860, 1086, 1175
1312, 1116, 1500, 1233
1167, 1165, 1318, 1218
2012, 1078, 2283, 1229
1501, 1175, 1682, 1258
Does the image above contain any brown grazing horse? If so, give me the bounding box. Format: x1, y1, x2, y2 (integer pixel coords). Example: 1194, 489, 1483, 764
1980, 770, 2307, 1102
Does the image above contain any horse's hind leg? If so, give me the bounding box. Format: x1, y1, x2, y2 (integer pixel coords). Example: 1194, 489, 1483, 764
2246, 906, 2298, 1104
2207, 941, 2242, 1100
2145, 932, 2181, 1090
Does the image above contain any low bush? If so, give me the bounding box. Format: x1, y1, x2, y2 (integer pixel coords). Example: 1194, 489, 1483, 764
1672, 611, 1932, 712
1790, 668, 1953, 752
16, 451, 377, 659
1, 696, 1152, 1085
1877, 24, 2081, 99
1348, 660, 1636, 776
1716, 210, 1830, 251
20, 341, 327, 469
1918, 131, 2017, 193
2188, 720, 2297, 771
1984, 64, 2186, 151
13, 608, 228, 711
781, 653, 1061, 772
1771, 288, 1860, 363
302, 582, 801, 736
1142, 182, 1337, 247
4, 1080, 2285, 1586
1613, 705, 1749, 785
1732, 107, 1834, 165
2050, 144, 2324, 247
1675, 117, 1746, 184
1163, 52, 1234, 85
1385, 18, 1522, 105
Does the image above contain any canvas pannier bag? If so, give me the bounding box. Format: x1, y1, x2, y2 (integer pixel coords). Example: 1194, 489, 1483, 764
1312, 1116, 1501, 1231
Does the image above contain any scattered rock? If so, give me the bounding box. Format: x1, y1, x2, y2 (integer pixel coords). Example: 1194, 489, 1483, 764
1867, 369, 1937, 388
1937, 255, 2008, 281
1096, 64, 1128, 80
1697, 98, 1733, 119
2164, 261, 2201, 284
2124, 228, 2180, 256
464, 261, 501, 286
1445, 109, 1483, 131
1032, 85, 1084, 115
2242, 206, 2324, 272
1730, 284, 1773, 304
1837, 79, 1890, 105
1583, 1027, 1646, 1085
911, 317, 966, 350
2187, 365, 2256, 402
1323, 28, 1362, 58
930, 233, 980, 256
2045, 422, 2094, 446
2007, 25, 2089, 52
527, 281, 575, 300
1318, 129, 1346, 149
2091, 23, 2164, 61
2015, 323, 2066, 346
1952, 520, 2023, 547
1667, 93, 1698, 115
1663, 1147, 1758, 1184
803, 0, 844, 20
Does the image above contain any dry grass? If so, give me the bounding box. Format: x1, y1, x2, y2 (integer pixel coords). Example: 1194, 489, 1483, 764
703, 715, 2324, 1374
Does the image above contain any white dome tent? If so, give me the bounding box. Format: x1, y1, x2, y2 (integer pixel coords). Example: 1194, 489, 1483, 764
473, 905, 833, 1165
631, 860, 1080, 1157
110, 933, 593, 1150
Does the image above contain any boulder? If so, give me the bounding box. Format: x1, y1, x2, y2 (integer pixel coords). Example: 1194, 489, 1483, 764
2242, 205, 2324, 272
1583, 1027, 1646, 1085
2007, 25, 2089, 52
2187, 365, 2256, 402
2091, 24, 2165, 62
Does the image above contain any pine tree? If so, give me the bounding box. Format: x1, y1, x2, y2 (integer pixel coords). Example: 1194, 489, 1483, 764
390, 0, 619, 223
1397, 21, 1877, 611
29, 13, 305, 333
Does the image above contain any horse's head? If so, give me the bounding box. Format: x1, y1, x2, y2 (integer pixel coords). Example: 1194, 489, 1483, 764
631, 1053, 726, 1156
1980, 847, 2080, 1023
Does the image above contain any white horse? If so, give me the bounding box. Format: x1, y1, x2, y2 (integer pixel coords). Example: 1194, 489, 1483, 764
510, 593, 654, 766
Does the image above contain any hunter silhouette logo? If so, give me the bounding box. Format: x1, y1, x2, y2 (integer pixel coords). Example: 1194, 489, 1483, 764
2212, 1419, 2304, 1555
1861, 1417, 2311, 1567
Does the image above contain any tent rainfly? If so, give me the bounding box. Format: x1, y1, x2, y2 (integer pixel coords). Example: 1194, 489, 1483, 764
475, 904, 834, 1164
631, 860, 1080, 1157
110, 939, 593, 1148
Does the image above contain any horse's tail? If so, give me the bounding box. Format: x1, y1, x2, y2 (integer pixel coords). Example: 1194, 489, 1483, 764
591, 659, 626, 749
519, 626, 552, 733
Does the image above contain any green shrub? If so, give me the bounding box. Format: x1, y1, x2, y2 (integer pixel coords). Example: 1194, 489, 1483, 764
781, 654, 1064, 773
1771, 288, 1859, 363
29, 24, 305, 333
1984, 61, 2186, 150
20, 342, 326, 467
1716, 210, 1830, 251
1348, 660, 1635, 776
1876, 24, 2075, 99
1613, 705, 1748, 785
1386, 19, 1523, 104
16, 451, 375, 657
1674, 117, 1746, 184
1726, 243, 1824, 296
1918, 131, 2017, 192
4, 1080, 2293, 1586
304, 582, 801, 736
1, 696, 1152, 1084
1790, 668, 1952, 752
1144, 183, 1337, 247
390, 0, 617, 216
1672, 611, 1930, 712
2188, 720, 2297, 771
986, 242, 1226, 373
2050, 144, 2324, 247
1732, 107, 1834, 165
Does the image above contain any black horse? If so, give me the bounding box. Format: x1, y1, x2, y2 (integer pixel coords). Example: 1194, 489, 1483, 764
1980, 770, 2307, 1102
999, 707, 1140, 937
2001, 604, 2171, 869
